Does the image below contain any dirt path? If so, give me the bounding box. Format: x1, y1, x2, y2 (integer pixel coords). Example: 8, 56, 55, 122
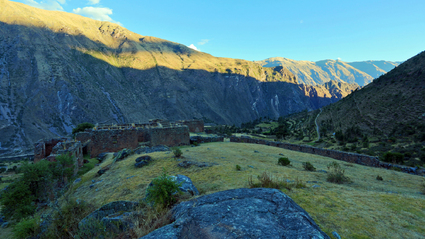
315, 108, 322, 141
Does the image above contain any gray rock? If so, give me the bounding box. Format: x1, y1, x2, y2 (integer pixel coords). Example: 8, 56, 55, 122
248, 165, 254, 168
73, 178, 82, 184
1, 222, 9, 228
135, 155, 152, 168
332, 231, 342, 239
79, 201, 139, 237
97, 152, 109, 162
318, 170, 328, 173
312, 185, 321, 188
114, 148, 132, 162
254, 150, 260, 153
140, 188, 330, 239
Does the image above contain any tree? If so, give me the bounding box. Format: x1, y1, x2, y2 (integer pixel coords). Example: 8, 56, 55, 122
72, 122, 94, 135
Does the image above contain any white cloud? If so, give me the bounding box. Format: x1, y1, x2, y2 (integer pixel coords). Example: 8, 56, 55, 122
198, 39, 209, 45
87, 0, 100, 4
73, 7, 122, 25
188, 44, 199, 51
23, 0, 65, 11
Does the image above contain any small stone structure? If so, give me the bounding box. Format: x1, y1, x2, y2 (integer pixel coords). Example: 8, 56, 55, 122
33, 138, 84, 175
75, 119, 197, 158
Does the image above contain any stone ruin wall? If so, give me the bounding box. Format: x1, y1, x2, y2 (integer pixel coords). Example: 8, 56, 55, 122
149, 126, 190, 147
230, 136, 424, 175
33, 138, 84, 175
75, 123, 191, 158
190, 136, 224, 144
178, 119, 204, 133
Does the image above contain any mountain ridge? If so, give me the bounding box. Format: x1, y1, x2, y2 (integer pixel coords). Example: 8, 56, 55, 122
0, 0, 358, 154
257, 57, 400, 86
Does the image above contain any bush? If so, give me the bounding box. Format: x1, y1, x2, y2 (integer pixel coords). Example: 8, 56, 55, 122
376, 175, 383, 181
0, 167, 6, 173
277, 157, 291, 166
12, 216, 41, 239
192, 142, 199, 147
235, 165, 241, 171
382, 152, 404, 164
1, 154, 76, 221
72, 122, 94, 135
44, 198, 97, 238
326, 162, 350, 184
302, 162, 316, 171
145, 169, 182, 209
172, 147, 182, 158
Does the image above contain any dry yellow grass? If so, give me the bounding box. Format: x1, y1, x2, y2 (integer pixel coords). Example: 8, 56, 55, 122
69, 142, 425, 238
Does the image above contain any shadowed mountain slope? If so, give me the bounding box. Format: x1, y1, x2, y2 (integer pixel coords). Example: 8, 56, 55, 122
257, 57, 399, 86
0, 0, 356, 154
315, 50, 425, 138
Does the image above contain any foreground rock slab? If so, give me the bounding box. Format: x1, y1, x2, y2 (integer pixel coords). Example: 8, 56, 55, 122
141, 188, 330, 238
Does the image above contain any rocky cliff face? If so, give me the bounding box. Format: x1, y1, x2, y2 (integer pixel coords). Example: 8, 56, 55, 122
0, 0, 356, 154
257, 57, 399, 86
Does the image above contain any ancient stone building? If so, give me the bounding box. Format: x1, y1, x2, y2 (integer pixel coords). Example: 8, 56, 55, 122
33, 138, 84, 175
75, 119, 193, 158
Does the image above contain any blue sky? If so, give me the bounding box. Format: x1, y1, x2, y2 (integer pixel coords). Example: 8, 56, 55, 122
11, 0, 425, 62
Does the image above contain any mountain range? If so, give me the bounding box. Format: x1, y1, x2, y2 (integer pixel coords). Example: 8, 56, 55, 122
257, 57, 400, 86
0, 0, 389, 155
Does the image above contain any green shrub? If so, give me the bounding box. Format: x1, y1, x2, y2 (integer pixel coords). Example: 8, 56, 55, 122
326, 162, 351, 184
0, 167, 6, 173
12, 216, 41, 239
376, 175, 383, 181
302, 162, 316, 171
1, 154, 76, 221
44, 198, 97, 238
277, 157, 290, 166
236, 165, 241, 171
145, 169, 182, 208
172, 147, 183, 158
382, 152, 404, 164
192, 142, 199, 146
72, 122, 94, 135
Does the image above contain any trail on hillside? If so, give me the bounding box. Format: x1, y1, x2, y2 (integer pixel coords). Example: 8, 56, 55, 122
315, 108, 322, 141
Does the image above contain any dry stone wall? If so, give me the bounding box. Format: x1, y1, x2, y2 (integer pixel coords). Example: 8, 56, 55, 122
230, 136, 424, 175
150, 126, 190, 147
178, 119, 204, 133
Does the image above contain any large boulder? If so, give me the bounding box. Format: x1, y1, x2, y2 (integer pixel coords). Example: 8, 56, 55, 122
141, 188, 330, 239
135, 145, 170, 154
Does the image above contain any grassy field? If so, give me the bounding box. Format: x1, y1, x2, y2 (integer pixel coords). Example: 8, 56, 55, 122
66, 141, 425, 238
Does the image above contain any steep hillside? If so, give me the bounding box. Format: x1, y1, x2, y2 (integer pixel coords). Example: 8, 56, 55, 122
257, 57, 399, 86
0, 0, 355, 154
316, 50, 425, 139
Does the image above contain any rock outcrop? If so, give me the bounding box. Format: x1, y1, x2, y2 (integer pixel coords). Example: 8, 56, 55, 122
141, 188, 330, 238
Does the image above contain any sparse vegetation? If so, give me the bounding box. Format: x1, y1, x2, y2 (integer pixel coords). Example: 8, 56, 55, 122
172, 147, 183, 158
277, 157, 291, 166
382, 152, 404, 164
302, 162, 316, 171
12, 216, 41, 239
236, 165, 241, 171
376, 175, 383, 181
145, 169, 183, 209
248, 171, 291, 190
326, 162, 350, 184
